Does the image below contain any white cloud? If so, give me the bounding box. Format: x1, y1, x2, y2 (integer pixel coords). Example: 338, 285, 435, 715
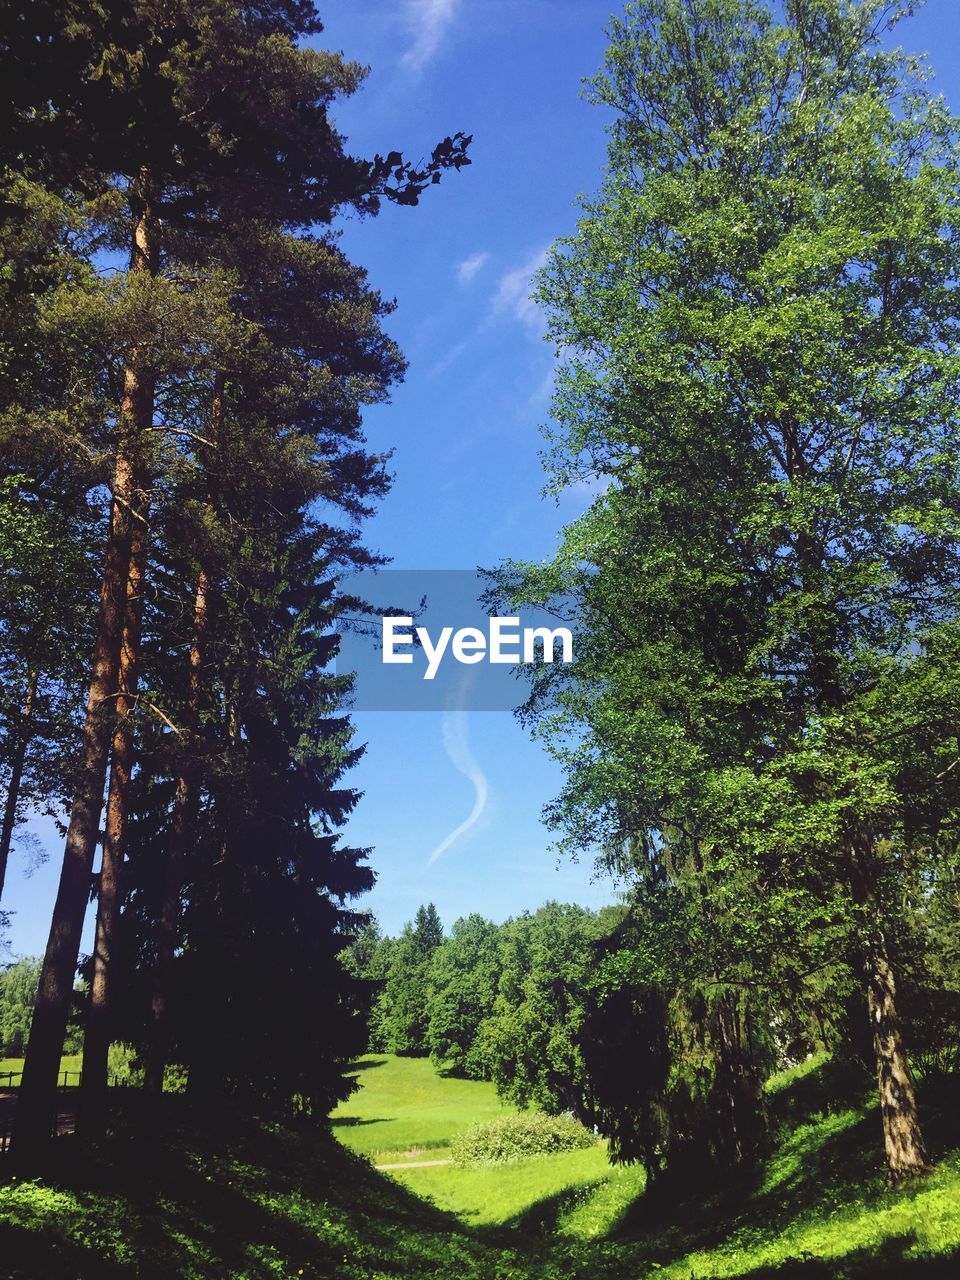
457, 250, 490, 285
492, 247, 549, 331
429, 336, 471, 378
426, 711, 490, 865
401, 0, 457, 74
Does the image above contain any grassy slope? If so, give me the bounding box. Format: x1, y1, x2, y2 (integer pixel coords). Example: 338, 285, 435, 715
330, 1054, 516, 1161
341, 1053, 960, 1273
1, 1053, 959, 1278
397, 1148, 646, 1233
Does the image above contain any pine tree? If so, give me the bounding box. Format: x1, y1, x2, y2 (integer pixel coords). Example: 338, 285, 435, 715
9, 0, 469, 1154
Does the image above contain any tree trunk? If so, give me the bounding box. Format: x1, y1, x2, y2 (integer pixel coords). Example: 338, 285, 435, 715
79, 512, 148, 1138
713, 992, 764, 1169
13, 178, 157, 1159
143, 374, 220, 1099
849, 831, 928, 1182
0, 667, 39, 902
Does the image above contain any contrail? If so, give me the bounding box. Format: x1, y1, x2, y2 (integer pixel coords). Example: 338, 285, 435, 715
426, 710, 489, 865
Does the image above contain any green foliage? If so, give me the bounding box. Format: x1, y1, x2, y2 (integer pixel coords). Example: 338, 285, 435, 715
376, 905, 445, 1056
473, 903, 623, 1118
451, 1111, 597, 1166
0, 957, 40, 1056
426, 913, 501, 1077
491, 0, 960, 1180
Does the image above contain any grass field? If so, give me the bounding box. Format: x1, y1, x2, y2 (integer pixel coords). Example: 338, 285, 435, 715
330, 1054, 646, 1232
331, 1050, 960, 1271
330, 1054, 516, 1161
397, 1147, 646, 1235
1, 1050, 959, 1276
0, 1055, 82, 1084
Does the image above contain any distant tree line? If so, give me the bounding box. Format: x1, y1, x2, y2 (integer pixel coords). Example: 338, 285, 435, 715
346, 902, 625, 1116
356, 879, 960, 1193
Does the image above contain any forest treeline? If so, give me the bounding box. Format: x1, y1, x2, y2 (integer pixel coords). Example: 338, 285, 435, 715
0, 0, 468, 1159
349, 885, 960, 1193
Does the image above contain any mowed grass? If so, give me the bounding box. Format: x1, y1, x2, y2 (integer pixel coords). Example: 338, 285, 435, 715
331, 1054, 516, 1161
331, 1053, 645, 1237
331, 1048, 960, 1272
0, 1055, 82, 1082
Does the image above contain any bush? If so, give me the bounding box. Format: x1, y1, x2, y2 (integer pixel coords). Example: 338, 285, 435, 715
451, 1111, 596, 1165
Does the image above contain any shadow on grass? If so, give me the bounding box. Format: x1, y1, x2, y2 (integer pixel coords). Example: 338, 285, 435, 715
0, 1221, 130, 1280
504, 1180, 608, 1238
741, 1235, 960, 1278
330, 1115, 393, 1128
609, 1103, 882, 1255
343, 1057, 388, 1073
0, 1103, 482, 1280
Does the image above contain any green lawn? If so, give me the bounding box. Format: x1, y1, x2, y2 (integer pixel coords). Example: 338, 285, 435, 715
1, 1051, 959, 1277
331, 1049, 960, 1272
0, 1055, 82, 1083
330, 1054, 516, 1161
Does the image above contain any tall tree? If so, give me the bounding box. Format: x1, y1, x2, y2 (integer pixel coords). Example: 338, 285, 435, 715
378, 905, 445, 1055
472, 903, 622, 1119
9, 0, 469, 1154
0, 169, 107, 905
426, 914, 502, 1077
499, 0, 960, 1181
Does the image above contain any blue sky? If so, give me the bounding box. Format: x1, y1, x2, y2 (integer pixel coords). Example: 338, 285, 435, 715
4, 0, 960, 953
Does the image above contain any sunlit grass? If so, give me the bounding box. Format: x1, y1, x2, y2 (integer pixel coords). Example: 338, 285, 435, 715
0, 1055, 82, 1082
391, 1146, 624, 1229
330, 1054, 516, 1161
2, 1047, 958, 1277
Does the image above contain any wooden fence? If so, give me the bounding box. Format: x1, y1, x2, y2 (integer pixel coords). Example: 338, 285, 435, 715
0, 1073, 135, 1153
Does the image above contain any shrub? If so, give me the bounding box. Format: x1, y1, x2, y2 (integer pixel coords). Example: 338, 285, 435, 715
451, 1111, 596, 1165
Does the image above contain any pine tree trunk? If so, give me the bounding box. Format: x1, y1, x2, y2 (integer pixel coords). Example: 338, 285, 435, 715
79, 513, 148, 1138
13, 178, 157, 1159
848, 831, 928, 1182
143, 374, 219, 1099
0, 667, 39, 903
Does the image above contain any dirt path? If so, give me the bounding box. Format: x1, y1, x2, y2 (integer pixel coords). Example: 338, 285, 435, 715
375, 1158, 451, 1170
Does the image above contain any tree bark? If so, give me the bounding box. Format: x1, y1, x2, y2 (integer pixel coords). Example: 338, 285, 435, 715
13, 177, 157, 1159
79, 512, 148, 1138
848, 831, 928, 1182
0, 667, 39, 903
714, 993, 764, 1168
143, 373, 220, 1099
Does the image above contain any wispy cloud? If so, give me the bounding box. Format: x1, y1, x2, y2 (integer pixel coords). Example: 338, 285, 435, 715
492, 247, 549, 332
401, 0, 457, 74
457, 250, 490, 285
429, 336, 471, 378
426, 711, 490, 865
